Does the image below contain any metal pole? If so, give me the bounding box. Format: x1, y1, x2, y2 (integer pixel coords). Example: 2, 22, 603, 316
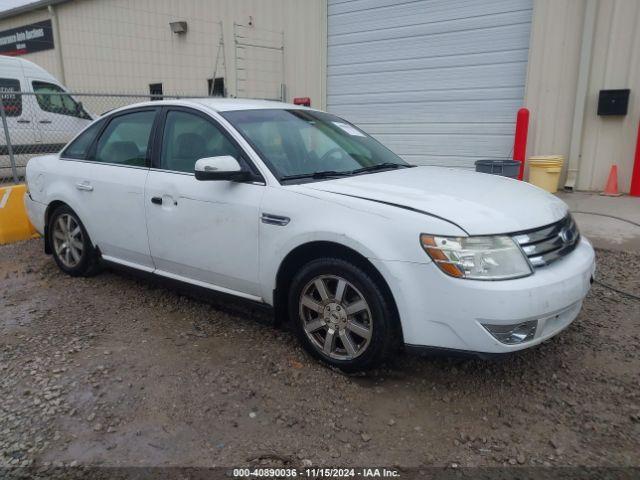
281, 30, 286, 101
233, 22, 239, 98
564, 0, 597, 191
48, 5, 66, 84
0, 97, 19, 184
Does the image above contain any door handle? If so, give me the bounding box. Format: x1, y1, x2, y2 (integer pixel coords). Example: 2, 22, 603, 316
39, 120, 52, 124
17, 119, 31, 124
151, 196, 163, 205
75, 182, 93, 192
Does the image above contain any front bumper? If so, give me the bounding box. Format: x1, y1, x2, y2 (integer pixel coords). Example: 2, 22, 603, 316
372, 237, 596, 354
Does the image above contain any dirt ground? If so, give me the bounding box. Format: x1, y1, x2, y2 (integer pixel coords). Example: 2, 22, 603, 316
1, 239, 639, 471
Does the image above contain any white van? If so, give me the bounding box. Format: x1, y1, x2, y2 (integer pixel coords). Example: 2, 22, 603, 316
0, 56, 92, 155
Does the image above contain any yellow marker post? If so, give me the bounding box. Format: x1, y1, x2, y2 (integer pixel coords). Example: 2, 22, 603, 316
0, 184, 39, 245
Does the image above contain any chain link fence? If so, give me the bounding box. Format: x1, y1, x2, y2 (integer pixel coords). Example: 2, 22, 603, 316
0, 91, 197, 185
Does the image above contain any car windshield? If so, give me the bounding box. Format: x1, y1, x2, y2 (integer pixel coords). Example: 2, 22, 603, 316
221, 109, 409, 181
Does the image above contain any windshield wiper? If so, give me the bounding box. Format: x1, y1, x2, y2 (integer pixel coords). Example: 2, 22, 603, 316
280, 170, 352, 181
280, 163, 413, 181
350, 163, 412, 174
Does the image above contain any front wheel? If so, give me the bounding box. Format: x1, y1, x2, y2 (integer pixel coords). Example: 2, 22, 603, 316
288, 258, 396, 371
48, 205, 100, 276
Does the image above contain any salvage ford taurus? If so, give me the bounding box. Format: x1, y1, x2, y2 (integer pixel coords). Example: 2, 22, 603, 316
24, 99, 596, 370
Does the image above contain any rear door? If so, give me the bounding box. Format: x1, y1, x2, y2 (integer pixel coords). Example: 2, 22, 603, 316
59, 107, 159, 270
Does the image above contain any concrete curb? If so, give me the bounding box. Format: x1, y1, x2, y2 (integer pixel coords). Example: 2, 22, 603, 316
0, 184, 39, 245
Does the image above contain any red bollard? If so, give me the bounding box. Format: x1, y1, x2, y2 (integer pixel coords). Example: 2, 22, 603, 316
630, 121, 640, 197
513, 108, 530, 180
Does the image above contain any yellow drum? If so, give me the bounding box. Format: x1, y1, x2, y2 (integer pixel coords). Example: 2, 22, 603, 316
528, 155, 564, 193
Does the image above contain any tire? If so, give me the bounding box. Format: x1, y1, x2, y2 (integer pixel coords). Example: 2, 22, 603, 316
288, 257, 396, 371
48, 205, 101, 277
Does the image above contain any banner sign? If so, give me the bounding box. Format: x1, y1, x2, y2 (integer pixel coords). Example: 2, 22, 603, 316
0, 20, 54, 56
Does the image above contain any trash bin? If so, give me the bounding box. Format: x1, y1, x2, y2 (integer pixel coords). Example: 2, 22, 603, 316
474, 159, 521, 179
528, 155, 564, 193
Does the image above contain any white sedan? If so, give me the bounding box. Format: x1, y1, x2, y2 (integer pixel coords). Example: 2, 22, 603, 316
25, 99, 596, 370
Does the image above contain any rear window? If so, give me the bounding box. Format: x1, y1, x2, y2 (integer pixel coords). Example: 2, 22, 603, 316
0, 78, 22, 117
61, 120, 105, 159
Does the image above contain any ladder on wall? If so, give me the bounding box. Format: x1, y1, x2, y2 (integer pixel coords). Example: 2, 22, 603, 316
233, 22, 285, 101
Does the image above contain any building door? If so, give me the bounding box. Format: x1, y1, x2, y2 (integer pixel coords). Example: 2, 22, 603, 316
326, 0, 533, 169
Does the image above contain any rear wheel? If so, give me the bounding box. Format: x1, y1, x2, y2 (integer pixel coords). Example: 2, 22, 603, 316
49, 205, 100, 276
288, 258, 395, 371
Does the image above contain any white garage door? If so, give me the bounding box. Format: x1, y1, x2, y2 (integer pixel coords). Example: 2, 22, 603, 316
327, 0, 533, 168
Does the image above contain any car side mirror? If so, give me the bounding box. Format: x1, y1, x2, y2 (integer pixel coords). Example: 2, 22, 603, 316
194, 155, 250, 181
74, 100, 91, 119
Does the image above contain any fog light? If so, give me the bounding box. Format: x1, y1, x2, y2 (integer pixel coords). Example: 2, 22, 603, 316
482, 320, 537, 345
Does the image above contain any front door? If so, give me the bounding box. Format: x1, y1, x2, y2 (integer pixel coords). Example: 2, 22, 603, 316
145, 107, 264, 299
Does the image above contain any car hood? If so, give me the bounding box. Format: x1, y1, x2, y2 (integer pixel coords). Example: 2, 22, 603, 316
301, 166, 569, 235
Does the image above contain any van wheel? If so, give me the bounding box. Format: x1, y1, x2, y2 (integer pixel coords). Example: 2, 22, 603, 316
288, 258, 395, 371
49, 205, 100, 277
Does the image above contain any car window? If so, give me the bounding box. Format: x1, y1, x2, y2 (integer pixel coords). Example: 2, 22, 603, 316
32, 81, 91, 119
94, 110, 156, 167
0, 78, 22, 117
160, 110, 239, 173
61, 119, 105, 159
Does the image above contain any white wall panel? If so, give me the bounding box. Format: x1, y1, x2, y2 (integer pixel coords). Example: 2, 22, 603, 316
0, 0, 325, 105
524, 0, 640, 193
327, 0, 533, 168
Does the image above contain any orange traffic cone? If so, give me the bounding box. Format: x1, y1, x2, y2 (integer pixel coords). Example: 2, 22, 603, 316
601, 165, 622, 196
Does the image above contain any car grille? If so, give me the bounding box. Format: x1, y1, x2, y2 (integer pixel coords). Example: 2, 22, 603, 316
511, 215, 580, 268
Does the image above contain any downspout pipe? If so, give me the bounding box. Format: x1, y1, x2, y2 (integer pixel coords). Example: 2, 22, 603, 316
564, 0, 597, 190
48, 4, 66, 84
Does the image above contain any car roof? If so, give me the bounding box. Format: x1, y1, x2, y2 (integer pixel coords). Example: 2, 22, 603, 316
109, 98, 312, 115
189, 98, 309, 112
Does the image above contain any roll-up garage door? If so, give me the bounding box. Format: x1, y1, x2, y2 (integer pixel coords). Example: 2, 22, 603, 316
327, 0, 533, 168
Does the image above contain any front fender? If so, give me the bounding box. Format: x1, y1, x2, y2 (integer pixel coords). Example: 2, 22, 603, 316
258, 186, 465, 303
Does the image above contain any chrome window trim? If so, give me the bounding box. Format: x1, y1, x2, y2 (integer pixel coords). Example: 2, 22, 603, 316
58, 157, 149, 170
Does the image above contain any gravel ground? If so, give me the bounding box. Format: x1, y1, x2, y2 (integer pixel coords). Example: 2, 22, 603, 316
1, 239, 639, 471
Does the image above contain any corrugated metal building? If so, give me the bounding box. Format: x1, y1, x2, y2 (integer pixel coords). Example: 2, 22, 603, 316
0, 0, 638, 192
326, 0, 533, 170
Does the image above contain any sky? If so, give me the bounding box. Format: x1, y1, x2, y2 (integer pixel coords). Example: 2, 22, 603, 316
0, 0, 42, 14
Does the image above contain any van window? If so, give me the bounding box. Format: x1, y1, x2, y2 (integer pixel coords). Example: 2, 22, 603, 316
32, 81, 91, 119
61, 120, 105, 159
94, 110, 156, 167
0, 78, 22, 117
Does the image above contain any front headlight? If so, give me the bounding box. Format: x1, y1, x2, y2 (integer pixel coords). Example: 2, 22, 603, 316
420, 234, 532, 280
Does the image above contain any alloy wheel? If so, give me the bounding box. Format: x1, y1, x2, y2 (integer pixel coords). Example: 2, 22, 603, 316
299, 275, 373, 360
52, 213, 84, 268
